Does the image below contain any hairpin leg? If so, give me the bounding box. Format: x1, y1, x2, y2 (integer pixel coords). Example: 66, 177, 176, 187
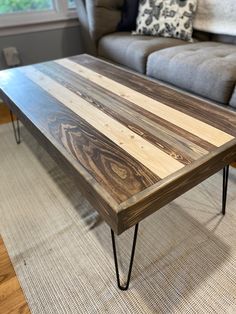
222, 165, 229, 215
10, 110, 21, 144
111, 224, 139, 291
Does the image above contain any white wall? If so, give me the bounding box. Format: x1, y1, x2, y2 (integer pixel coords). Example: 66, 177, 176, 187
0, 26, 85, 69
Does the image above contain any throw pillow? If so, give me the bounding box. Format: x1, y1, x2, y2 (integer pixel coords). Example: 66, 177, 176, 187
117, 0, 140, 31
133, 0, 197, 42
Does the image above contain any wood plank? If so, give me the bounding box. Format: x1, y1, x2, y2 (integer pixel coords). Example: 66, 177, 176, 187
0, 288, 30, 314
0, 236, 30, 313
0, 277, 20, 303
1, 72, 159, 206
20, 66, 185, 179
3, 97, 120, 233
116, 139, 236, 233
0, 239, 16, 286
45, 62, 214, 156
0, 102, 14, 125
56, 58, 234, 147
38, 62, 211, 164
77, 55, 236, 138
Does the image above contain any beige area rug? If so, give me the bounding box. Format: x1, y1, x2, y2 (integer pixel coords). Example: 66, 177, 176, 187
0, 122, 236, 314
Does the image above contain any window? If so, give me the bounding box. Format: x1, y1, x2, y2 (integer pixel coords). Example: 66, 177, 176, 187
0, 0, 77, 29
68, 0, 76, 9
0, 1, 54, 14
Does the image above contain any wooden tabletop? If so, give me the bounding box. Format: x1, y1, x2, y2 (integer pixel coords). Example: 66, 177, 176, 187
1, 54, 236, 234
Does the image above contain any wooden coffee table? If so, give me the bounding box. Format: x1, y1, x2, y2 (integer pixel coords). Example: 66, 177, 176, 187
1, 54, 236, 290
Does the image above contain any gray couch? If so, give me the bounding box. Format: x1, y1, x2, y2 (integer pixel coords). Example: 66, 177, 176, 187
76, 0, 236, 108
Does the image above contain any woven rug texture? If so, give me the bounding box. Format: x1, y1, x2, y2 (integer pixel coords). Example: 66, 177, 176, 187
0, 123, 236, 314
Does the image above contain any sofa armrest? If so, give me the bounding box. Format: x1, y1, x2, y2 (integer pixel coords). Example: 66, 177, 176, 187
75, 0, 123, 55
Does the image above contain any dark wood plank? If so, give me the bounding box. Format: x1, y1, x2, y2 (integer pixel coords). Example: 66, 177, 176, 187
1, 70, 160, 204
117, 140, 236, 233
59, 59, 219, 153
37, 62, 210, 165
74, 55, 236, 137
1, 93, 120, 232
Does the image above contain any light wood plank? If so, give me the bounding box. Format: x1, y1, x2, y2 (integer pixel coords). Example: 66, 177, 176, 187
20, 66, 184, 178
76, 55, 236, 138
37, 62, 210, 162
116, 140, 236, 232
56, 59, 234, 147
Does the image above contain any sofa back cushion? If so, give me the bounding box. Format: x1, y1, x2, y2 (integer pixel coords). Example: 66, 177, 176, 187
211, 34, 236, 45
193, 30, 211, 42
86, 0, 123, 42
193, 30, 236, 45
117, 0, 139, 31
193, 0, 236, 37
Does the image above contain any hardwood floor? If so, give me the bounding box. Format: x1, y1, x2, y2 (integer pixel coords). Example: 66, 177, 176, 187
0, 107, 28, 313
0, 236, 30, 314
0, 102, 16, 125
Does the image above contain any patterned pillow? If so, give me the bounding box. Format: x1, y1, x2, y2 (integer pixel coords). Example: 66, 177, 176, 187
133, 0, 197, 42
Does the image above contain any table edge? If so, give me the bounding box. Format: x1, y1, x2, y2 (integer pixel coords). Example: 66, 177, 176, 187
116, 139, 236, 233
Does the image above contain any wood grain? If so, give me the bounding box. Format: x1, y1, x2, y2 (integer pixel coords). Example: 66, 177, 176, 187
76, 55, 236, 138
117, 140, 236, 233
0, 72, 158, 204
20, 66, 185, 178
0, 54, 236, 234
37, 62, 210, 164
57, 58, 234, 147
0, 237, 30, 314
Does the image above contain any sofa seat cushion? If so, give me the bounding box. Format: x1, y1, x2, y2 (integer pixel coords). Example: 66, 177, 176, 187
98, 32, 189, 73
147, 42, 236, 104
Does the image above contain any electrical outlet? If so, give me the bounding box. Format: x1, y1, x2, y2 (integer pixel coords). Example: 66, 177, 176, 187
2, 47, 21, 67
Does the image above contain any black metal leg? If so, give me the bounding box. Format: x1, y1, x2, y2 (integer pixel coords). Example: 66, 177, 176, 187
10, 110, 21, 144
111, 224, 139, 291
222, 165, 229, 215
